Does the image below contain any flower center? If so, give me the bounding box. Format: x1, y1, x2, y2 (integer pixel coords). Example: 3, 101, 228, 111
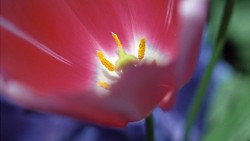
97, 32, 146, 89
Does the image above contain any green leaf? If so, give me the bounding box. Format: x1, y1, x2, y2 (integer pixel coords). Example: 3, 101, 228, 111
209, 0, 250, 72
203, 74, 250, 141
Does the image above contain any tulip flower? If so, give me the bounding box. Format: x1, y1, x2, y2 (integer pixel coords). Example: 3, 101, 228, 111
0, 0, 207, 127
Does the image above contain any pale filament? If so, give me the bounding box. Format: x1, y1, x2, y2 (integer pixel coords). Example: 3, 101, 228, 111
97, 33, 146, 89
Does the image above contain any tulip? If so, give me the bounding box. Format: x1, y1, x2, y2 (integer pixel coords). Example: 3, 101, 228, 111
0, 0, 207, 127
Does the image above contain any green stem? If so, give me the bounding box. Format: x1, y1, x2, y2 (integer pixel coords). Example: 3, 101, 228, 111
184, 0, 235, 140
145, 114, 155, 141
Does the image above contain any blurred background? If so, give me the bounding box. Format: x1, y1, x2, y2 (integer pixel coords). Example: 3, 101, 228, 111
203, 0, 250, 140
1, 0, 250, 141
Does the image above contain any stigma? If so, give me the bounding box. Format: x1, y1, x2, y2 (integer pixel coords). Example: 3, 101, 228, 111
97, 33, 146, 89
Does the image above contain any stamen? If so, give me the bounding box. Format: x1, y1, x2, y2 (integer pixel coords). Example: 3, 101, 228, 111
138, 38, 146, 60
97, 51, 115, 72
97, 81, 110, 89
97, 33, 148, 89
112, 32, 122, 48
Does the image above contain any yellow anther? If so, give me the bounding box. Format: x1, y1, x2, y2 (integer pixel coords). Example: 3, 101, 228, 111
138, 38, 146, 60
112, 32, 122, 48
97, 81, 110, 89
97, 51, 115, 72
97, 51, 105, 58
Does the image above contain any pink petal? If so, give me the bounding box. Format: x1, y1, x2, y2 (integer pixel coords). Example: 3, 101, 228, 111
159, 89, 176, 110
175, 0, 208, 85
66, 0, 180, 55
0, 64, 175, 126
0, 79, 128, 126
0, 0, 207, 126
159, 0, 208, 110
1, 0, 98, 94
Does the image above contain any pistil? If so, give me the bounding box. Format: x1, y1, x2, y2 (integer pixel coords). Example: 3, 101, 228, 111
97, 33, 146, 89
